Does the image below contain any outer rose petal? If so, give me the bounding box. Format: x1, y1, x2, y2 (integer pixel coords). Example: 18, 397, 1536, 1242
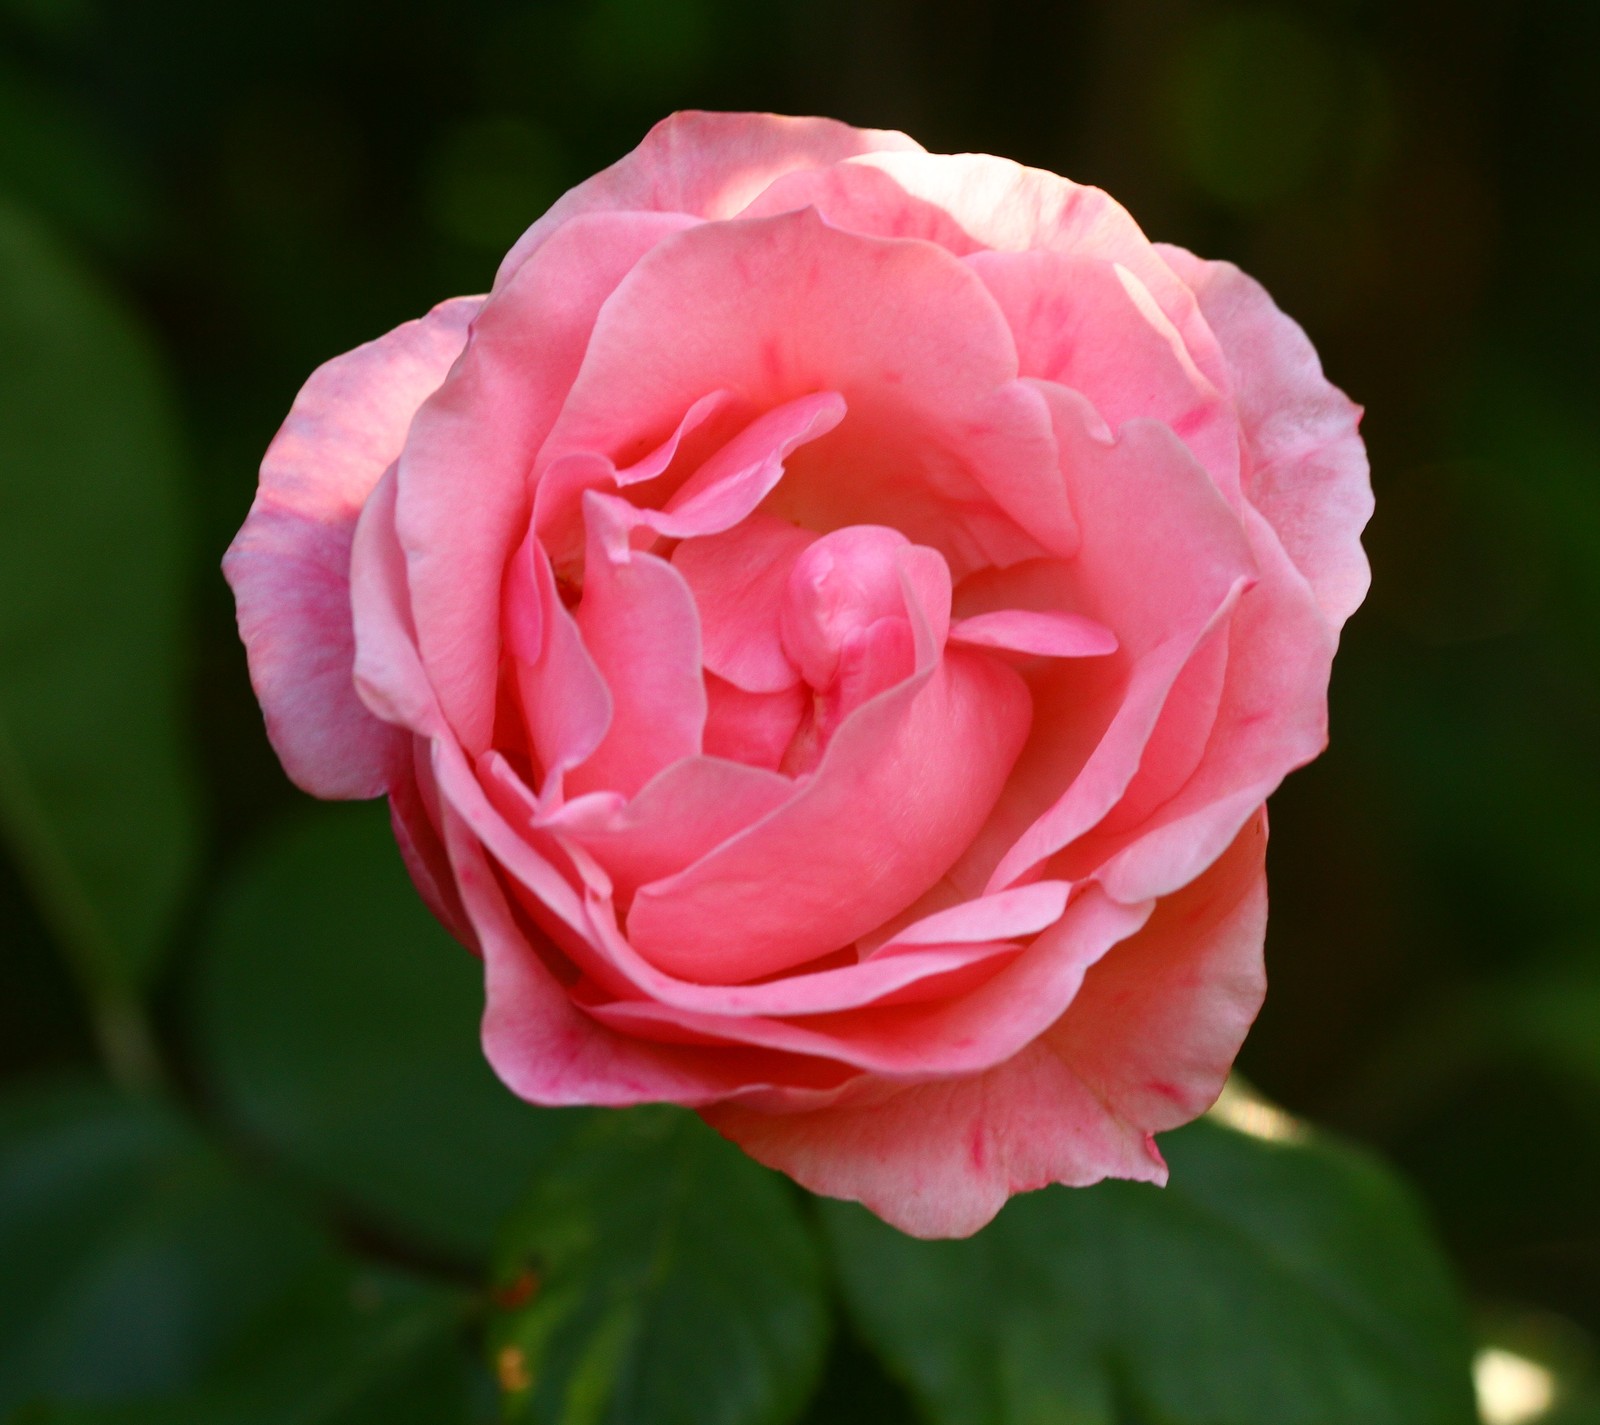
397, 211, 697, 753
1159, 244, 1372, 632
494, 110, 923, 287
705, 812, 1268, 1238
223, 297, 478, 797
1053, 810, 1267, 1131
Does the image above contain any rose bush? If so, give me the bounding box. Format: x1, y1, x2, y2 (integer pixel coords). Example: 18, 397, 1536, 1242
224, 111, 1370, 1238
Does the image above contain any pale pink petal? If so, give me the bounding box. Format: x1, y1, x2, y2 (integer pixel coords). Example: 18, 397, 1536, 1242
703, 1034, 1168, 1239
656, 392, 846, 533
538, 209, 1065, 572
395, 210, 696, 753
627, 646, 1031, 982
1078, 507, 1333, 903
968, 250, 1241, 499
948, 608, 1118, 658
983, 387, 1256, 892
848, 150, 1233, 398
1051, 810, 1268, 1131
494, 110, 923, 287
1160, 245, 1372, 631
738, 158, 982, 251
348, 465, 447, 741
223, 297, 477, 797
673, 514, 814, 693
567, 494, 707, 799
533, 390, 737, 574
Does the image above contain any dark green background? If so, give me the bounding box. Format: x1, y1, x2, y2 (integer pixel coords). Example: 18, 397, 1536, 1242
2, 0, 1597, 1419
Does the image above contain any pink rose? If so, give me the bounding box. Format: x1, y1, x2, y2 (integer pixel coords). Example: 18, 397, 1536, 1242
224, 111, 1370, 1238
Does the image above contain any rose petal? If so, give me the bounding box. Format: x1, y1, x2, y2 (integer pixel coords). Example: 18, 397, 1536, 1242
538, 208, 1068, 573
968, 250, 1241, 499
703, 1031, 1168, 1239
702, 675, 807, 770
674, 513, 814, 693
851, 150, 1234, 399
567, 493, 707, 799
589, 884, 1151, 1076
1160, 245, 1372, 631
1051, 809, 1268, 1131
223, 296, 477, 797
495, 110, 924, 287
627, 646, 1031, 982
948, 608, 1118, 658
396, 210, 697, 753
981, 388, 1257, 893
554, 754, 794, 898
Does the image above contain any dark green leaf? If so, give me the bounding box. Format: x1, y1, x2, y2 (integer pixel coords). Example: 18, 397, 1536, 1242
0, 1079, 328, 1416
9, 1266, 492, 1425
490, 1108, 828, 1425
195, 802, 585, 1260
0, 201, 197, 993
823, 1112, 1477, 1425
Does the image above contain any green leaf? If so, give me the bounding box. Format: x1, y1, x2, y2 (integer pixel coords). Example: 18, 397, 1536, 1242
822, 1113, 1477, 1425
9, 1265, 492, 1425
0, 1079, 328, 1416
490, 1108, 829, 1425
0, 200, 197, 996
195, 802, 585, 1261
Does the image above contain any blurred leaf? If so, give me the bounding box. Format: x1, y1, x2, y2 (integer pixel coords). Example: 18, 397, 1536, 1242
13, 1267, 491, 1425
195, 802, 586, 1261
422, 116, 565, 254
0, 201, 197, 996
0, 1079, 328, 1416
795, 1330, 919, 1425
490, 1108, 828, 1425
0, 61, 156, 258
1168, 10, 1349, 208
823, 1116, 1477, 1425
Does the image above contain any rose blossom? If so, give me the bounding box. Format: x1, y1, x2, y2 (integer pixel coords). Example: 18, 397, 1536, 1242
224, 111, 1370, 1238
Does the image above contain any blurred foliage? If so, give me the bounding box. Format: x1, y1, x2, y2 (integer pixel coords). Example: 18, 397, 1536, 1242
0, 0, 1597, 1421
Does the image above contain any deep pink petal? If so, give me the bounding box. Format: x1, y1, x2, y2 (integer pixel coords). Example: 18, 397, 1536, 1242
949, 608, 1118, 658
589, 885, 1151, 1076
879, 880, 1072, 948
395, 210, 696, 753
626, 645, 1031, 982
577, 896, 1026, 1018
568, 494, 706, 799
673, 513, 814, 693
554, 754, 794, 899
502, 532, 612, 804
702, 676, 807, 771
223, 297, 477, 797
1160, 245, 1372, 631
456, 800, 850, 1108
494, 110, 923, 287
